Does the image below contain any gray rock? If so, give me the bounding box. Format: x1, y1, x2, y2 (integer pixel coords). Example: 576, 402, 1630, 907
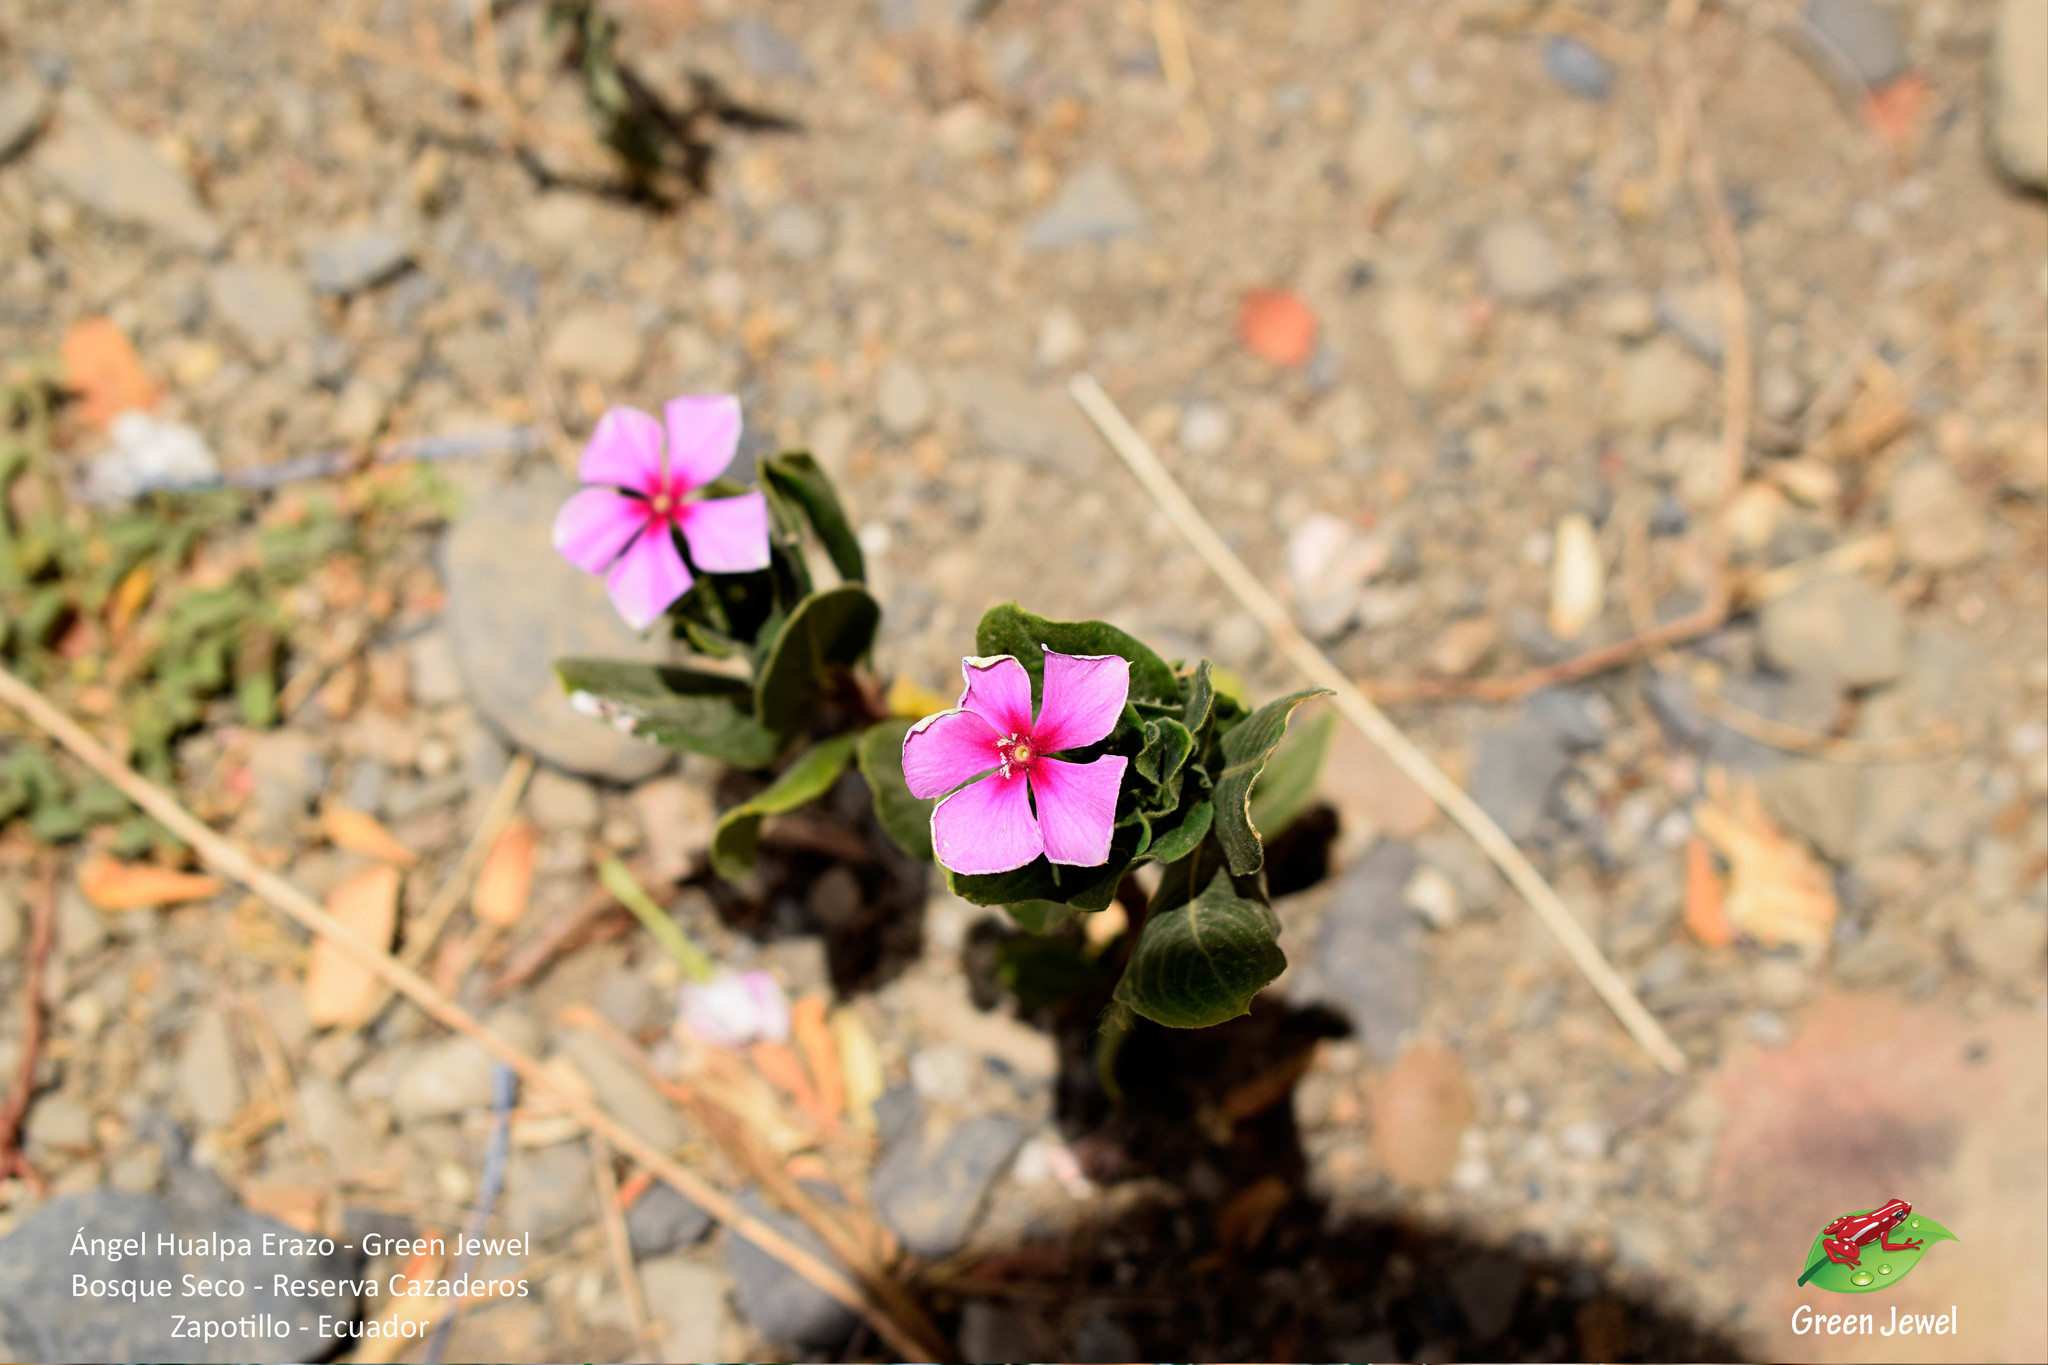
543, 307, 645, 385
23, 1093, 92, 1152
873, 1082, 921, 1149
1524, 688, 1610, 751
1542, 34, 1613, 99
0, 886, 20, 959
951, 370, 1102, 479
731, 18, 812, 79
626, 1181, 715, 1257
527, 767, 601, 831
1023, 159, 1146, 249
0, 1189, 359, 1363
875, 360, 933, 437
764, 203, 828, 261
1992, 0, 2047, 191
1479, 218, 1565, 302
1757, 573, 1903, 688
1292, 842, 1423, 1063
870, 1113, 1028, 1258
1656, 281, 1725, 365
32, 88, 222, 252
246, 728, 325, 832
503, 1140, 596, 1244
639, 1256, 730, 1362
1645, 670, 1708, 746
1757, 759, 1864, 862
0, 75, 50, 163
1609, 338, 1705, 432
342, 758, 389, 816
177, 1008, 245, 1129
877, 0, 981, 34
595, 966, 661, 1038
391, 1035, 497, 1120
1704, 670, 1841, 772
555, 1027, 689, 1152
304, 228, 411, 295
441, 472, 673, 781
1178, 401, 1232, 455
54, 883, 106, 960
1470, 716, 1572, 841
1805, 0, 1907, 86
726, 1185, 858, 1349
206, 263, 316, 355
406, 628, 465, 706
1888, 460, 1988, 570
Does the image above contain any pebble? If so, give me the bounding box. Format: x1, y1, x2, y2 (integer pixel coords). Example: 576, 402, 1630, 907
528, 767, 602, 832
1957, 910, 2048, 987
32, 88, 222, 252
1888, 460, 1988, 570
0, 885, 18, 959
1401, 864, 1463, 931
205, 262, 316, 355
1346, 87, 1416, 218
731, 17, 812, 79
1542, 34, 1614, 100
1597, 290, 1659, 340
1470, 714, 1571, 841
54, 883, 105, 960
1369, 1042, 1474, 1187
1759, 760, 1865, 862
556, 1027, 690, 1151
875, 360, 933, 437
626, 1181, 714, 1258
1479, 218, 1565, 302
1992, 0, 2048, 190
1757, 364, 1809, 423
1177, 401, 1232, 455
726, 1184, 858, 1348
870, 1113, 1028, 1258
1291, 841, 1423, 1062
177, 1008, 245, 1129
1609, 338, 1704, 432
332, 376, 388, 444
631, 777, 713, 884
1546, 512, 1603, 640
1804, 0, 1907, 86
639, 1256, 732, 1363
543, 307, 645, 385
1426, 616, 1499, 677
1757, 573, 1904, 689
23, 1093, 92, 1153
503, 1141, 597, 1244
1286, 514, 1387, 640
0, 74, 49, 162
391, 1035, 498, 1120
764, 203, 828, 262
0, 1190, 359, 1361
1034, 306, 1086, 369
83, 413, 218, 503
441, 472, 673, 781
405, 628, 464, 707
1656, 281, 1725, 364
1023, 160, 1146, 249
1378, 284, 1446, 392
304, 228, 411, 295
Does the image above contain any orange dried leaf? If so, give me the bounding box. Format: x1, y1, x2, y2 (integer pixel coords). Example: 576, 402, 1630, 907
1692, 774, 1839, 952
106, 564, 154, 639
77, 856, 224, 911
320, 804, 420, 868
60, 316, 160, 430
750, 1039, 822, 1120
1862, 72, 1928, 150
303, 864, 401, 1028
1683, 835, 1732, 948
790, 994, 843, 1127
1238, 288, 1318, 367
472, 817, 536, 927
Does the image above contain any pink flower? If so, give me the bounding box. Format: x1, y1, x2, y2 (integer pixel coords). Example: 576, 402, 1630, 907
678, 969, 790, 1048
902, 649, 1131, 876
552, 396, 772, 630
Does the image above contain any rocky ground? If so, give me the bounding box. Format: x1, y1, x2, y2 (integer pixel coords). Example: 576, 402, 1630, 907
1, 0, 2044, 1361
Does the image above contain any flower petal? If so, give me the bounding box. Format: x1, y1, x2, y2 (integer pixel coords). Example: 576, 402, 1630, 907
552, 485, 649, 575
679, 489, 772, 573
664, 394, 743, 490
1030, 649, 1131, 752
579, 406, 667, 493
958, 654, 1034, 737
603, 525, 694, 630
931, 769, 1043, 876
902, 708, 1002, 800
1028, 754, 1127, 867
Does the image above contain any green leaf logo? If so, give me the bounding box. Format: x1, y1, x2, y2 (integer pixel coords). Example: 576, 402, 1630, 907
1797, 1210, 1959, 1294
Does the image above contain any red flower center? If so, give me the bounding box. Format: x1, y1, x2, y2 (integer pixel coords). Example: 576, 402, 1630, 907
996, 734, 1037, 776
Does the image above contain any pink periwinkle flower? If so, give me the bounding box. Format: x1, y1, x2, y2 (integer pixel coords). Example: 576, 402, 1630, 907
679, 969, 791, 1048
903, 649, 1131, 876
552, 396, 771, 630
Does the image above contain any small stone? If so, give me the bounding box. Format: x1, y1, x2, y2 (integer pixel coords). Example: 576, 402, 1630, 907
404, 629, 463, 707
1425, 616, 1499, 677
764, 203, 828, 261
177, 1008, 244, 1129
1479, 218, 1565, 302
594, 967, 660, 1039
556, 1027, 689, 1152
1757, 573, 1904, 688
1543, 34, 1614, 99
106, 1143, 164, 1194
731, 17, 812, 79
442, 472, 673, 781
32, 88, 222, 252
1470, 715, 1571, 840
1177, 401, 1232, 455
304, 228, 410, 295
1805, 0, 1907, 86
205, 262, 316, 356
1291, 842, 1423, 1062
1610, 338, 1705, 432
528, 768, 602, 832
391, 1037, 497, 1120
544, 308, 645, 385
1369, 1041, 1474, 1187
1378, 284, 1446, 392
1023, 159, 1145, 249
1722, 481, 1793, 558
1598, 291, 1659, 339
1320, 722, 1438, 846
0, 74, 50, 163
24, 1093, 92, 1152
1287, 514, 1387, 640
0, 886, 20, 959
1034, 306, 1086, 369
1346, 88, 1416, 219
83, 413, 218, 504
332, 376, 388, 445
1758, 365, 1809, 423
1559, 1118, 1609, 1160
503, 1141, 596, 1244
1992, 0, 2048, 191
54, 883, 105, 960
1546, 512, 1604, 640
639, 1256, 732, 1363
1656, 281, 1725, 364
632, 777, 714, 884
951, 370, 1101, 478
875, 360, 933, 437
870, 1114, 1028, 1258
1888, 460, 1988, 570
1401, 864, 1463, 931
726, 1185, 858, 1348
627, 1182, 714, 1258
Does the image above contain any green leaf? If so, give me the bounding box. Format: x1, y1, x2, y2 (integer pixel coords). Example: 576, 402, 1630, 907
1797, 1213, 1959, 1295
1181, 660, 1218, 751
855, 718, 933, 862
994, 934, 1100, 1010
598, 857, 714, 982
1004, 899, 1073, 933
1142, 799, 1212, 866
709, 735, 859, 882
555, 657, 781, 768
973, 603, 1180, 708
1114, 865, 1285, 1028
761, 451, 865, 584
1134, 717, 1194, 813
1095, 1000, 1136, 1102
1247, 705, 1338, 840
946, 820, 1144, 913
1212, 688, 1332, 877
753, 584, 881, 736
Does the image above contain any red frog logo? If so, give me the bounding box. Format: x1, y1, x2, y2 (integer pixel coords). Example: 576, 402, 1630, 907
1798, 1198, 1942, 1289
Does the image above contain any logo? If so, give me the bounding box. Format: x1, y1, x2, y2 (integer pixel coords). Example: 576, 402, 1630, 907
1795, 1198, 1958, 1293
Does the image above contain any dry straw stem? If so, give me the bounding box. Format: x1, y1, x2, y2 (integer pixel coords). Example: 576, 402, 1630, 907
1068, 374, 1689, 1076
0, 663, 944, 1362
586, 1133, 657, 1349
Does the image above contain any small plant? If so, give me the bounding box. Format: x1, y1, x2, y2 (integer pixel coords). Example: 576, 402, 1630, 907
556, 394, 1333, 1036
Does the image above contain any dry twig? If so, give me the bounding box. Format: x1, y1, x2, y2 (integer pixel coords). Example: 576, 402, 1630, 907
0, 662, 945, 1362
0, 862, 56, 1194
588, 1133, 657, 1350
